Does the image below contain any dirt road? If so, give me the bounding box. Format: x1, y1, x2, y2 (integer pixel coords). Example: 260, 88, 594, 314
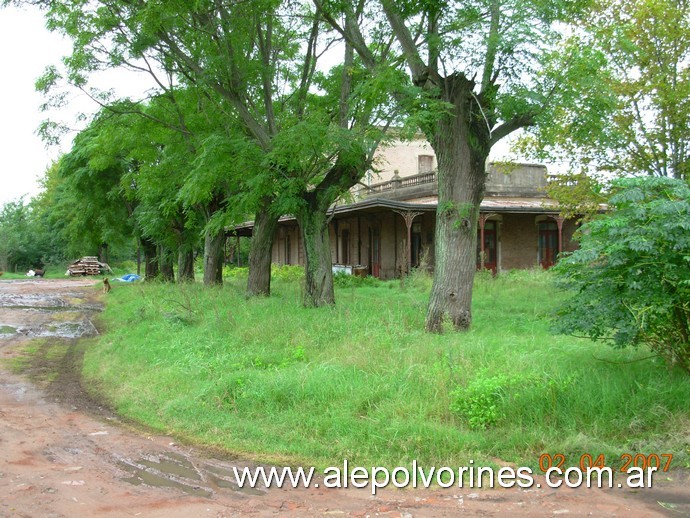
0, 279, 687, 516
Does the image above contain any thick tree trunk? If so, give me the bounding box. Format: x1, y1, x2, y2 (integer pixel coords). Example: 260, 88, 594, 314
98, 243, 109, 265
297, 206, 335, 307
159, 246, 175, 282
177, 248, 195, 283
425, 77, 490, 332
203, 229, 225, 286
246, 206, 278, 297
142, 237, 159, 281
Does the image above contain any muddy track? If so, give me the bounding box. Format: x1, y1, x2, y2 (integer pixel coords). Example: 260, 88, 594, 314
0, 278, 688, 517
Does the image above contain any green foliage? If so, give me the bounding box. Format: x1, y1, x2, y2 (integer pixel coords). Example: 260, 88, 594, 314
450, 370, 575, 430
450, 372, 513, 430
271, 264, 305, 282
553, 177, 690, 373
79, 272, 690, 470
0, 198, 37, 271
332, 271, 383, 288
545, 171, 608, 222
522, 0, 690, 180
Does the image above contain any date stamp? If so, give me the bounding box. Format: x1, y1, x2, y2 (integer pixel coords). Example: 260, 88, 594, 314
538, 453, 673, 473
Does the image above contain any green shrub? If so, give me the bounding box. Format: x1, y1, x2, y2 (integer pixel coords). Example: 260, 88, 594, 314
271, 264, 304, 281
224, 265, 249, 278
450, 371, 575, 430
333, 271, 383, 288
553, 177, 690, 374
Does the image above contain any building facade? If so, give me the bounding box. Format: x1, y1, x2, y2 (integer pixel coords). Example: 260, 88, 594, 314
234, 139, 579, 279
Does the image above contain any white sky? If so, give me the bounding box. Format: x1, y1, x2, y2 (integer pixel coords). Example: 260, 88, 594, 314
0, 5, 70, 206
0, 5, 543, 208
0, 4, 156, 207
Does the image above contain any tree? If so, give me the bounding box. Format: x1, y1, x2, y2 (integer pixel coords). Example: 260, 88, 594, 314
553, 177, 690, 374
50, 115, 136, 261
27, 0, 388, 306
543, 171, 608, 223
0, 199, 33, 272
316, 0, 590, 330
522, 0, 690, 179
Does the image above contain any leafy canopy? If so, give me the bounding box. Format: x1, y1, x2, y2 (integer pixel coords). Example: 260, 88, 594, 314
522, 0, 690, 179
553, 176, 690, 374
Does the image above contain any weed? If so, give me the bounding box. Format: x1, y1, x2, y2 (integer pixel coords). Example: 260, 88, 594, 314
81, 270, 690, 470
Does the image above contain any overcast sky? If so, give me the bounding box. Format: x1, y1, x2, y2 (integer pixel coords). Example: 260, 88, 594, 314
0, 5, 71, 205
0, 5, 538, 208
0, 4, 154, 207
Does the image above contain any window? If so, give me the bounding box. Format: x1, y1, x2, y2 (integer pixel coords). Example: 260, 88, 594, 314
418, 155, 434, 174
285, 233, 291, 265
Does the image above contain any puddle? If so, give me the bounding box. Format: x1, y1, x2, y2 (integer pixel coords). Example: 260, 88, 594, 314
0, 325, 16, 335
0, 321, 98, 340
0, 294, 69, 309
0, 382, 28, 401
116, 452, 264, 497
27, 321, 97, 339
117, 452, 212, 498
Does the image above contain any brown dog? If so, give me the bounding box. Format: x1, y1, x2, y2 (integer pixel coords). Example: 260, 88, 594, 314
103, 278, 112, 293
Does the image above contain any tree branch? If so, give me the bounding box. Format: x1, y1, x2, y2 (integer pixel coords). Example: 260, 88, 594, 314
481, 0, 500, 94
379, 0, 428, 85
489, 113, 533, 147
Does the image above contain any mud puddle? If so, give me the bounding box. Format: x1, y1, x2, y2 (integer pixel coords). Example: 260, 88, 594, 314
0, 278, 687, 517
115, 451, 265, 498
0, 289, 102, 340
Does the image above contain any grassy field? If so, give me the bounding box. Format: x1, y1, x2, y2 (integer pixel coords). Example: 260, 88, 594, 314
80, 268, 690, 472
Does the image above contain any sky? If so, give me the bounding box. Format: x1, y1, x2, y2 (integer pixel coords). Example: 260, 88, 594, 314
0, 5, 540, 208
0, 5, 153, 207
0, 5, 70, 206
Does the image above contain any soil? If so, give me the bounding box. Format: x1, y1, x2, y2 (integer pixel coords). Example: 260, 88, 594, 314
0, 278, 688, 517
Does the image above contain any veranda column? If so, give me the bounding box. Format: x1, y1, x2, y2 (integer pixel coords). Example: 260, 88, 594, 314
393, 209, 424, 274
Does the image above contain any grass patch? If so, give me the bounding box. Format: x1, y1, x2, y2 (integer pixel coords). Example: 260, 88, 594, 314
81, 270, 690, 471
5, 339, 72, 386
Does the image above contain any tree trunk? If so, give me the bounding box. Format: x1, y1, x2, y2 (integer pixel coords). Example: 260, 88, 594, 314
177, 248, 195, 283
297, 203, 335, 307
159, 246, 175, 282
246, 205, 278, 297
203, 229, 225, 286
98, 243, 109, 265
425, 77, 490, 332
142, 237, 159, 281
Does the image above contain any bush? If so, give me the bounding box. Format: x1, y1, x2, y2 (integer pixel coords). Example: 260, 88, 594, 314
271, 264, 304, 281
450, 371, 574, 430
553, 177, 690, 374
333, 271, 383, 288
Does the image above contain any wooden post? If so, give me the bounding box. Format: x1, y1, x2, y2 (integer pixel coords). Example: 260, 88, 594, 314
237, 234, 241, 267
393, 209, 424, 274
478, 214, 487, 271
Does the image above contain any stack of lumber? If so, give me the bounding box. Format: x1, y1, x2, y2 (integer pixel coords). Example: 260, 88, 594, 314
67, 256, 113, 276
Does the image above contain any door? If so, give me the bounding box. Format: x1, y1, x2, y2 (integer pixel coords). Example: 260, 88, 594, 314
371, 228, 381, 277
538, 221, 558, 268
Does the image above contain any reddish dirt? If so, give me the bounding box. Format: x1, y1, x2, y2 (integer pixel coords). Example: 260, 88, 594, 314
0, 278, 688, 517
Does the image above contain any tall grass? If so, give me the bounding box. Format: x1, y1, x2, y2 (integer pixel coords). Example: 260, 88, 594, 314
81, 269, 690, 470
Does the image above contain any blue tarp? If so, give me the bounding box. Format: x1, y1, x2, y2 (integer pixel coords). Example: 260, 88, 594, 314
116, 274, 141, 282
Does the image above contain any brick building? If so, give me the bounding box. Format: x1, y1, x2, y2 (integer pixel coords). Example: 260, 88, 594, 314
233, 139, 579, 279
